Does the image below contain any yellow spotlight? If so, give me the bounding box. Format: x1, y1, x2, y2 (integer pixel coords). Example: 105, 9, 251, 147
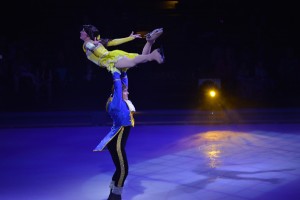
159, 1, 178, 9
209, 90, 216, 98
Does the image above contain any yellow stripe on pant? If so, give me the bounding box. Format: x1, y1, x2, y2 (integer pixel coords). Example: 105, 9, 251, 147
116, 127, 125, 187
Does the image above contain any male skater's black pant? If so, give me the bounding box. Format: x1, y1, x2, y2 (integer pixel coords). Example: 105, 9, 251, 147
107, 126, 131, 188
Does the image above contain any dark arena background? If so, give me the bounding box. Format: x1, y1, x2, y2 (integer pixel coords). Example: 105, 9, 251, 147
1, 1, 300, 200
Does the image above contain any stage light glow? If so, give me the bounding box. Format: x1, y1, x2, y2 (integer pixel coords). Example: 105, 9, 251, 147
159, 1, 178, 9
209, 90, 216, 98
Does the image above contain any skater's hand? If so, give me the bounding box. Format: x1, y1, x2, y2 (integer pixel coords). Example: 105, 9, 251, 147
130, 31, 142, 39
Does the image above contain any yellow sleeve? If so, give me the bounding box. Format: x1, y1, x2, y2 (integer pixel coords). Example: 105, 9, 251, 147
107, 36, 135, 46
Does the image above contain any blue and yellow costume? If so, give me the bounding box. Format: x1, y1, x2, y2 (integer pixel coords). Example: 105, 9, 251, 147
94, 71, 135, 151
83, 37, 139, 74
93, 71, 135, 195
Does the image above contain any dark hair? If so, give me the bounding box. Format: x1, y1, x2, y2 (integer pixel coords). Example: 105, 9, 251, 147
82, 24, 110, 46
82, 25, 99, 39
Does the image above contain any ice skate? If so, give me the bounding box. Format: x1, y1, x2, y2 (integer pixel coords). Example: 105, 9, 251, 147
151, 48, 165, 64
145, 28, 163, 42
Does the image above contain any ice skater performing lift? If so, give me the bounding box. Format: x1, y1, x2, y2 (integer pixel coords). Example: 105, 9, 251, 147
80, 25, 164, 200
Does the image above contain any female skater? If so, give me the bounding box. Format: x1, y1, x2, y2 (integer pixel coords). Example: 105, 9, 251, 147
80, 25, 164, 74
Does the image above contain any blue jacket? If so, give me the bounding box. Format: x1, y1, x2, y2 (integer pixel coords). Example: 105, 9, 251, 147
94, 71, 134, 151
107, 71, 134, 126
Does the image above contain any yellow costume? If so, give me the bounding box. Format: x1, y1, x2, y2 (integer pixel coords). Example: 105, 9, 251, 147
83, 36, 139, 74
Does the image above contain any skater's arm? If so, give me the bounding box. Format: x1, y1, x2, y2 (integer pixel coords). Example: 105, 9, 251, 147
111, 72, 122, 107
121, 71, 128, 88
107, 32, 141, 46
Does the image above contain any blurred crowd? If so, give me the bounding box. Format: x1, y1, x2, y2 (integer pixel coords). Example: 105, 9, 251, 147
1, 1, 299, 111
1, 32, 299, 112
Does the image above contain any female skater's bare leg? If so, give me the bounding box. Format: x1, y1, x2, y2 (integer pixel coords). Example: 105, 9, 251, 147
142, 41, 154, 55
141, 28, 164, 55
115, 49, 164, 69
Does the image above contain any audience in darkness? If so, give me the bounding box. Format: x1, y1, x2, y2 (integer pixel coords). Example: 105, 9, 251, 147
0, 12, 299, 111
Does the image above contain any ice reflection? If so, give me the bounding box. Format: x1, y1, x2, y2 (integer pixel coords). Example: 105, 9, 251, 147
178, 130, 258, 168
204, 144, 221, 168
187, 131, 255, 168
